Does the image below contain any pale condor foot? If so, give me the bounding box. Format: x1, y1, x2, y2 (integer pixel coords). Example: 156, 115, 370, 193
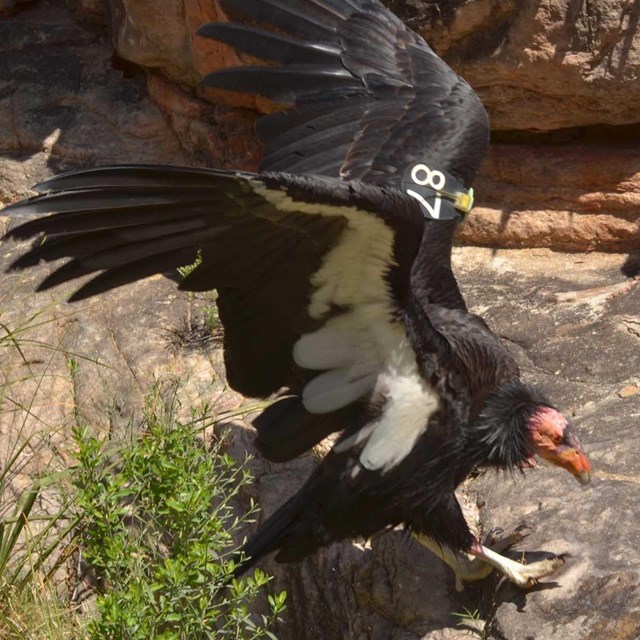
414, 524, 568, 590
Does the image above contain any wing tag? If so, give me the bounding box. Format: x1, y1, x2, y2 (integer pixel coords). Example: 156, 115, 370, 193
401, 163, 474, 221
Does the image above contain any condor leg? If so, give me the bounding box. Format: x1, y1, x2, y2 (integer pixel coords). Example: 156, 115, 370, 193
413, 526, 564, 591
467, 539, 567, 589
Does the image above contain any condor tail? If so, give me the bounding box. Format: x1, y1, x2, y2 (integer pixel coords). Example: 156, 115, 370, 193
231, 490, 308, 578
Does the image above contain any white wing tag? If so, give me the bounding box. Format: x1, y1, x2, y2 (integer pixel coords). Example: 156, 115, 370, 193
401, 163, 474, 221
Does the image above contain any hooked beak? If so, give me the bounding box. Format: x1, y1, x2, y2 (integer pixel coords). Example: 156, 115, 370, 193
537, 426, 591, 485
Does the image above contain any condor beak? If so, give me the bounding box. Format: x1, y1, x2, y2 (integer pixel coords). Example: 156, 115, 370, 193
537, 426, 592, 485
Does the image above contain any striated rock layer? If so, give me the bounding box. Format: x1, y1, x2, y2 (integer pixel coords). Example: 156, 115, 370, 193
1, 0, 638, 251
415, 0, 640, 132
463, 142, 640, 251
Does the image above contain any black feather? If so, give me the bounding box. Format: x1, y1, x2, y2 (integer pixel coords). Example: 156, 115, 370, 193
198, 23, 341, 65
253, 397, 359, 462
232, 489, 308, 578
67, 247, 199, 302
10, 219, 210, 270
32, 164, 236, 192
202, 66, 362, 104
468, 380, 552, 470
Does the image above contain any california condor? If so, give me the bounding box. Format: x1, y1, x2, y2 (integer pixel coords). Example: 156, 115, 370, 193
2, 0, 590, 588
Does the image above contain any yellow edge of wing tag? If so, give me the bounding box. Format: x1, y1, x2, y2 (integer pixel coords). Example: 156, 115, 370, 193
454, 187, 474, 214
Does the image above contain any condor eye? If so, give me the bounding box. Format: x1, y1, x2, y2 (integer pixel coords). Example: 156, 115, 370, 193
551, 431, 564, 446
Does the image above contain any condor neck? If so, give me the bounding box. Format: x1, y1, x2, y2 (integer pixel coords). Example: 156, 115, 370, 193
465, 381, 540, 471
411, 221, 467, 310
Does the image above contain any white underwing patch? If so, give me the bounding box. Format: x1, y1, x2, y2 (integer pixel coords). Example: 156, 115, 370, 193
302, 368, 379, 414
255, 183, 403, 413
254, 182, 438, 468
293, 322, 361, 370
254, 184, 397, 317
336, 340, 439, 473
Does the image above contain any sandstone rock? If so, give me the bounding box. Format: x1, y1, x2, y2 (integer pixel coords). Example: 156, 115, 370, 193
103, 0, 240, 93
416, 0, 640, 131
455, 248, 640, 640
146, 73, 260, 170
0, 0, 255, 207
0, 1, 194, 205
458, 143, 640, 251
65, 0, 105, 22
618, 384, 640, 397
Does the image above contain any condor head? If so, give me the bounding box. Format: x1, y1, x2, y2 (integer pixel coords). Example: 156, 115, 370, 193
472, 380, 591, 485
529, 406, 591, 485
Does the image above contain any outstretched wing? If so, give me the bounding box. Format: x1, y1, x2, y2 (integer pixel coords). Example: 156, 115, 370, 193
200, 0, 489, 310
4, 165, 437, 464
3, 1, 493, 465
201, 0, 489, 189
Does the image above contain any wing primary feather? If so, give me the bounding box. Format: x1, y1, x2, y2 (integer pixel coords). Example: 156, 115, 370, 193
74, 226, 224, 272
4, 201, 231, 240
230, 487, 307, 579
302, 368, 377, 414
66, 247, 199, 302
197, 23, 341, 65
275, 144, 351, 175
21, 224, 225, 290
9, 218, 210, 269
32, 164, 242, 192
202, 66, 362, 104
257, 102, 368, 149
4, 189, 214, 218
260, 120, 359, 167
253, 397, 356, 462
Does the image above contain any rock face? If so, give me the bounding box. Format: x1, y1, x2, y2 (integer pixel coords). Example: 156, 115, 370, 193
2, 223, 638, 638
0, 0, 257, 208
457, 249, 640, 640
1, 1, 639, 639
1, 0, 639, 250
0, 1, 187, 204
461, 143, 640, 252
416, 0, 640, 132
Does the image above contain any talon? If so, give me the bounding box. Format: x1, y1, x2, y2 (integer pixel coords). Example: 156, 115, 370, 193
470, 541, 569, 588
484, 527, 504, 546
490, 525, 530, 552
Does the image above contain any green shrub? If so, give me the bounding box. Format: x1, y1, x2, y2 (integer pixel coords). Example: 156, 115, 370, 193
72, 401, 286, 640
0, 298, 282, 638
